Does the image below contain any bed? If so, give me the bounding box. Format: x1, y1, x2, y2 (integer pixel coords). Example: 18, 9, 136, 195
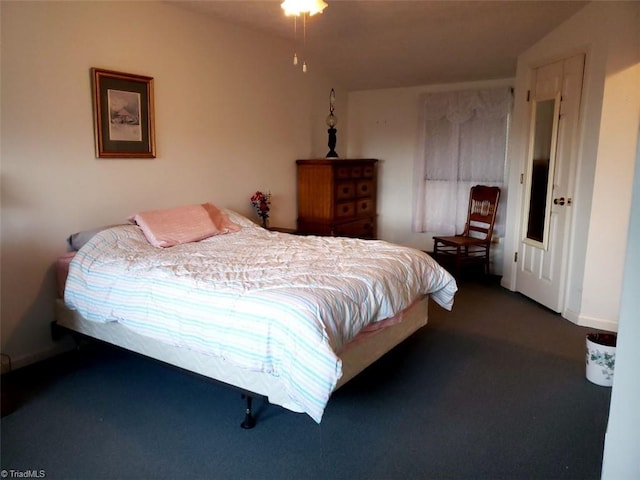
55, 205, 457, 426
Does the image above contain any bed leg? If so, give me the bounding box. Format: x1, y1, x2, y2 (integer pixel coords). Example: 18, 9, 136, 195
51, 322, 86, 351
240, 394, 256, 429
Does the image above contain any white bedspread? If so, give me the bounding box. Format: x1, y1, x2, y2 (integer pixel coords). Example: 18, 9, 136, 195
64, 210, 457, 422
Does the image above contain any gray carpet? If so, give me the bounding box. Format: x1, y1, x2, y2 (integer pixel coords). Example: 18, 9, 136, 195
0, 281, 612, 480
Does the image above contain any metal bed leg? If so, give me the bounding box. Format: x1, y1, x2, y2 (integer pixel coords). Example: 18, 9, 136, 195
240, 394, 256, 429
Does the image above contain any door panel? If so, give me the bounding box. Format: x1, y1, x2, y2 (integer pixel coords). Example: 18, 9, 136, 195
516, 54, 585, 312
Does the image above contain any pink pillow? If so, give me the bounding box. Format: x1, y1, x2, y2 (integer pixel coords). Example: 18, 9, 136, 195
130, 203, 240, 248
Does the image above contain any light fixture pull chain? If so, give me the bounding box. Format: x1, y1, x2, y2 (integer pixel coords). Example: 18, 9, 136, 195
293, 16, 298, 65
302, 12, 307, 72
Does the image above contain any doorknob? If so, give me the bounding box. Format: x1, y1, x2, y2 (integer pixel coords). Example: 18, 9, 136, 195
553, 197, 573, 206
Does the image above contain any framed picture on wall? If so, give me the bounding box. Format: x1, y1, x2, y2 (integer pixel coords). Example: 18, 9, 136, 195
91, 68, 156, 158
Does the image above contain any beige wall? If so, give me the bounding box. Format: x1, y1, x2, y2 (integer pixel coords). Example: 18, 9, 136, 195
0, 1, 339, 367
601, 111, 640, 479
581, 35, 640, 325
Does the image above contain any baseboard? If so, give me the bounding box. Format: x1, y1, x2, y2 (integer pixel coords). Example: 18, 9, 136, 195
1, 354, 12, 375
4, 341, 75, 372
563, 308, 618, 333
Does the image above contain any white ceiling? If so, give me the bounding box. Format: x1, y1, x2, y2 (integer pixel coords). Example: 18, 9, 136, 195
172, 1, 588, 91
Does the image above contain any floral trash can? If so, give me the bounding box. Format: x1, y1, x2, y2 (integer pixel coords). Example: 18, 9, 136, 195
585, 333, 617, 387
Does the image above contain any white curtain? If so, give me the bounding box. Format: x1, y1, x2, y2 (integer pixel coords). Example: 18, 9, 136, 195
412, 87, 511, 237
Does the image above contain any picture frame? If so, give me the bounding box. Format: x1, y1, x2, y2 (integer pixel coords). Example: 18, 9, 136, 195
92, 68, 156, 158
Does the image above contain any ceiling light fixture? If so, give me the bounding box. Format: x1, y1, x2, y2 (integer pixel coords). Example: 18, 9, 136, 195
281, 0, 328, 16
281, 0, 328, 73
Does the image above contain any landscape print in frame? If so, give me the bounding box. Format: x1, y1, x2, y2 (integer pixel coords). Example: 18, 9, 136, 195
92, 68, 156, 158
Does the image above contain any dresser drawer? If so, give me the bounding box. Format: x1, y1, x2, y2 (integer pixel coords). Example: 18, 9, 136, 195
334, 218, 376, 239
335, 201, 356, 218
362, 164, 375, 178
335, 165, 367, 179
349, 165, 363, 177
335, 181, 355, 200
335, 166, 351, 179
356, 180, 373, 197
356, 198, 374, 215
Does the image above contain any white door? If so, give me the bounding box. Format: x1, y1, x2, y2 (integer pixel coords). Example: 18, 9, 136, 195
516, 54, 585, 312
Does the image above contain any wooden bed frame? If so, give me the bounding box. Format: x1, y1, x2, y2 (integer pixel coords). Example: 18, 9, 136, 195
54, 296, 430, 428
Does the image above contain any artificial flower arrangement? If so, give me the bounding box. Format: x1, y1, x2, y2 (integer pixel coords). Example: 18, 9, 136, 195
250, 190, 271, 228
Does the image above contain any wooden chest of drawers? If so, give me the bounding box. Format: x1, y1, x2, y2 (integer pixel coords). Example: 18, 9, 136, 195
296, 159, 378, 239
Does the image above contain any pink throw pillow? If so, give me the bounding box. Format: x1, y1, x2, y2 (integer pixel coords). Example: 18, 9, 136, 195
130, 203, 240, 248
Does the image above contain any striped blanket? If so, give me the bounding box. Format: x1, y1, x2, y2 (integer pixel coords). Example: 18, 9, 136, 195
64, 210, 457, 422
